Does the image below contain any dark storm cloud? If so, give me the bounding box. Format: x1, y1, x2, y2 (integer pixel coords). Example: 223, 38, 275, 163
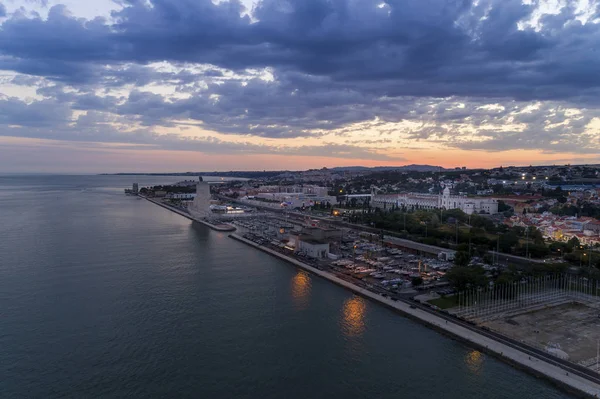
1, 0, 600, 152
3, 0, 599, 100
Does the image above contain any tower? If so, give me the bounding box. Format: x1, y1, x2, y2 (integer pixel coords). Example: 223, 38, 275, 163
440, 187, 450, 209
189, 176, 211, 218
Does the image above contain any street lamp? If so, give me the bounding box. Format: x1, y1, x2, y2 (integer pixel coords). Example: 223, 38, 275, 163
525, 228, 529, 260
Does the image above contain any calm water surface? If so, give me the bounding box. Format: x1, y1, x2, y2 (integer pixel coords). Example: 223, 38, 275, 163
0, 175, 573, 398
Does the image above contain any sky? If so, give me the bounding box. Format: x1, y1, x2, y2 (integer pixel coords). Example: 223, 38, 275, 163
1, 0, 600, 172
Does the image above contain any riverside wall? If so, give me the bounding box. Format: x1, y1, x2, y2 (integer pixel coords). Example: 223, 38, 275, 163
229, 233, 600, 399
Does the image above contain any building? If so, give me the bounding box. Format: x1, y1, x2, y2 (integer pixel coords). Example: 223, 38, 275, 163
255, 192, 336, 209
189, 176, 212, 218
297, 239, 330, 259
372, 187, 498, 215
167, 193, 196, 200
132, 183, 139, 194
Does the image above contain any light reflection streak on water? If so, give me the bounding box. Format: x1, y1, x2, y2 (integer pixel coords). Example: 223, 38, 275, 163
291, 271, 311, 310
342, 296, 366, 337
465, 350, 484, 374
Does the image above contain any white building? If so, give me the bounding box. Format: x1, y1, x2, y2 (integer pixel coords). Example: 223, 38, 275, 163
372, 187, 498, 215
297, 239, 330, 259
189, 177, 212, 218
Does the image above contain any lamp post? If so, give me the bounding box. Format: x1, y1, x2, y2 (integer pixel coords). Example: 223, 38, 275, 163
583, 252, 592, 269
455, 220, 458, 245
525, 228, 529, 260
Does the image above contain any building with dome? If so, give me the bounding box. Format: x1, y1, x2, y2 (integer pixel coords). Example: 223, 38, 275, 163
372, 187, 498, 215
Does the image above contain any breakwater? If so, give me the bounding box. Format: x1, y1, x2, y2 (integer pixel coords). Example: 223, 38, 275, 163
141, 196, 236, 232
229, 233, 600, 399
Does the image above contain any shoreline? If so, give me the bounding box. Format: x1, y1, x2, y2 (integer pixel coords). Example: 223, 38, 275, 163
229, 233, 600, 399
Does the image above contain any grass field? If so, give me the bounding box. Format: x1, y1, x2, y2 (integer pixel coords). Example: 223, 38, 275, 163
427, 296, 458, 309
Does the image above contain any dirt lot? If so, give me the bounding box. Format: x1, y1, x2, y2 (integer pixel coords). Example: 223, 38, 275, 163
483, 302, 600, 363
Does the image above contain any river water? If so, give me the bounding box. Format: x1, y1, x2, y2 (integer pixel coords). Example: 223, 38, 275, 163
0, 175, 573, 398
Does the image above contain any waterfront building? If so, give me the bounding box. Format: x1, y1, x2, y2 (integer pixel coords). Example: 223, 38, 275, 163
255, 192, 336, 209
167, 193, 197, 200
132, 183, 139, 194
372, 187, 498, 215
297, 239, 329, 258
189, 177, 212, 218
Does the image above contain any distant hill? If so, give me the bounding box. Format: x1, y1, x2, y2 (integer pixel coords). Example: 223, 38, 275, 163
104, 164, 444, 177
330, 164, 444, 172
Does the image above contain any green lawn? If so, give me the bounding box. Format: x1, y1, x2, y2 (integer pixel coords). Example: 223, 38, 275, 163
438, 225, 470, 234
427, 296, 458, 309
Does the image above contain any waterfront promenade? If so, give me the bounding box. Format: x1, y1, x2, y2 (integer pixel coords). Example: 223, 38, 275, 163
230, 233, 600, 399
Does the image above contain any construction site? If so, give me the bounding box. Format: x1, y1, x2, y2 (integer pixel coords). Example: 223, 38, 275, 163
452, 274, 600, 373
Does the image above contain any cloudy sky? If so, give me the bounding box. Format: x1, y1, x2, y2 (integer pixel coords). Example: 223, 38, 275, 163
1, 0, 600, 172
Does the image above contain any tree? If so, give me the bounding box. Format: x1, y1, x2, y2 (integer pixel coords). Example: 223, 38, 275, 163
454, 251, 472, 267
497, 200, 511, 212
499, 231, 519, 253
527, 226, 545, 245
567, 236, 580, 250
411, 276, 423, 287
446, 265, 487, 291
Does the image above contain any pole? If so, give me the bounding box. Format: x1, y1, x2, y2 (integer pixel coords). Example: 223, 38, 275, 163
496, 237, 500, 266
469, 233, 471, 257
526, 228, 529, 260
455, 220, 458, 245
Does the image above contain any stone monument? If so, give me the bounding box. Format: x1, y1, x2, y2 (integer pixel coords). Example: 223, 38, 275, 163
189, 176, 211, 219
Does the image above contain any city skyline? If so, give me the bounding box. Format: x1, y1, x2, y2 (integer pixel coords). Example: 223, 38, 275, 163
2, 0, 600, 172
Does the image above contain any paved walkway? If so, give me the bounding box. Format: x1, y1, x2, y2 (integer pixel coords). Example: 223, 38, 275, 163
230, 233, 600, 398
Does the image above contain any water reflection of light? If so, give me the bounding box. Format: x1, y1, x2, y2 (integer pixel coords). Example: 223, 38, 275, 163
291, 271, 311, 310
465, 350, 484, 374
342, 296, 366, 337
